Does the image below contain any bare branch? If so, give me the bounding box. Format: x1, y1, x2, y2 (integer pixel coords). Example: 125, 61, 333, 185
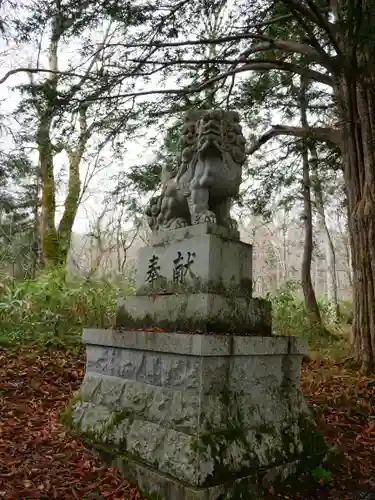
281, 7, 332, 65
82, 58, 333, 105
61, 23, 115, 103
107, 33, 261, 49
283, 0, 341, 55
123, 35, 332, 66
192, 59, 333, 91
237, 39, 326, 62
1, 33, 334, 93
247, 125, 341, 155
0, 67, 101, 85
251, 6, 331, 29
106, 31, 331, 58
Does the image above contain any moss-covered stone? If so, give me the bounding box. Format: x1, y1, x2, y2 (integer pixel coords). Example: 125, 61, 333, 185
61, 395, 135, 451
62, 393, 328, 499
136, 276, 253, 299
61, 330, 327, 499
115, 294, 272, 335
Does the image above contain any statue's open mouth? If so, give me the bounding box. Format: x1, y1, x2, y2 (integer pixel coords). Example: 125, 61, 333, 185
199, 137, 223, 157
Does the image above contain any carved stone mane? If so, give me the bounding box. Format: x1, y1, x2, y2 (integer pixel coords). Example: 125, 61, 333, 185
146, 109, 246, 232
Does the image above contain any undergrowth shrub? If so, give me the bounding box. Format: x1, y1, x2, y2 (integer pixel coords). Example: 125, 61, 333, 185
266, 281, 311, 337
0, 268, 135, 347
267, 281, 351, 357
0, 270, 351, 357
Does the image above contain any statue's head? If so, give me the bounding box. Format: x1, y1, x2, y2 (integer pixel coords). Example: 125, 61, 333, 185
176, 109, 246, 166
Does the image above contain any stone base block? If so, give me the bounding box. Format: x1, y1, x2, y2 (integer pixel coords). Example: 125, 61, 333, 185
63, 330, 327, 500
151, 222, 240, 246
115, 293, 272, 334
93, 448, 301, 500
135, 223, 253, 297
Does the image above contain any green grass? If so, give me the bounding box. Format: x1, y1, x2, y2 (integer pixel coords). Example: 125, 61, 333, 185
267, 281, 352, 361
0, 272, 352, 359
0, 268, 135, 348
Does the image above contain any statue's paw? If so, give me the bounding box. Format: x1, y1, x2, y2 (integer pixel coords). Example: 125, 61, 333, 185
217, 217, 238, 231
169, 217, 189, 230
163, 217, 189, 230
228, 217, 239, 231
194, 210, 217, 224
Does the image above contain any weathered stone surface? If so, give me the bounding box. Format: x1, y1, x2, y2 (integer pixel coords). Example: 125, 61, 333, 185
85, 346, 229, 392
69, 401, 307, 488
84, 337, 307, 400
72, 401, 112, 433
125, 421, 211, 485
151, 222, 239, 246
70, 400, 131, 446
66, 413, 308, 498
115, 293, 271, 334
83, 329, 306, 356
95, 375, 126, 407
229, 355, 284, 392
66, 332, 322, 489
145, 109, 246, 232
136, 230, 253, 297
78, 333, 309, 438
78, 375, 228, 434
122, 380, 155, 414
65, 331, 325, 499
109, 452, 267, 500
77, 372, 102, 401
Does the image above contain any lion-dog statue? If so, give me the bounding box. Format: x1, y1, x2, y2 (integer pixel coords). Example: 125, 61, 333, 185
146, 109, 246, 232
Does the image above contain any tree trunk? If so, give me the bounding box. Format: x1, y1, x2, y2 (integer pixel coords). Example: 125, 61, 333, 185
342, 196, 353, 288
56, 150, 82, 266
38, 115, 59, 268
299, 74, 323, 325
36, 13, 61, 268
335, 69, 375, 371
38, 108, 87, 268
30, 168, 41, 278
324, 228, 340, 321
301, 146, 322, 323
34, 13, 89, 270
310, 153, 340, 322
235, 0, 375, 365
342, 230, 353, 288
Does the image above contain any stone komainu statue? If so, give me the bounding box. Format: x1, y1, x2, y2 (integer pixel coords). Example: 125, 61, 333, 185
146, 109, 246, 232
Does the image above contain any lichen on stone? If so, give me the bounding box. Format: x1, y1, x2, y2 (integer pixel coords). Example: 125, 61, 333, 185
136, 276, 254, 299
115, 294, 272, 335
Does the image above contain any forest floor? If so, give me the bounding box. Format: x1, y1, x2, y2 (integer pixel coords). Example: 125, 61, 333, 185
0, 345, 374, 500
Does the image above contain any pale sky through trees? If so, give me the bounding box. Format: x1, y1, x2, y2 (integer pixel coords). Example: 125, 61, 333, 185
0, 36, 157, 231
0, 2, 335, 235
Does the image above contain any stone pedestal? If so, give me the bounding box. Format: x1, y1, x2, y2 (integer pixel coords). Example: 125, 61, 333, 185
63, 223, 326, 499
136, 224, 252, 296
63, 329, 324, 500
116, 294, 271, 335
116, 223, 271, 335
